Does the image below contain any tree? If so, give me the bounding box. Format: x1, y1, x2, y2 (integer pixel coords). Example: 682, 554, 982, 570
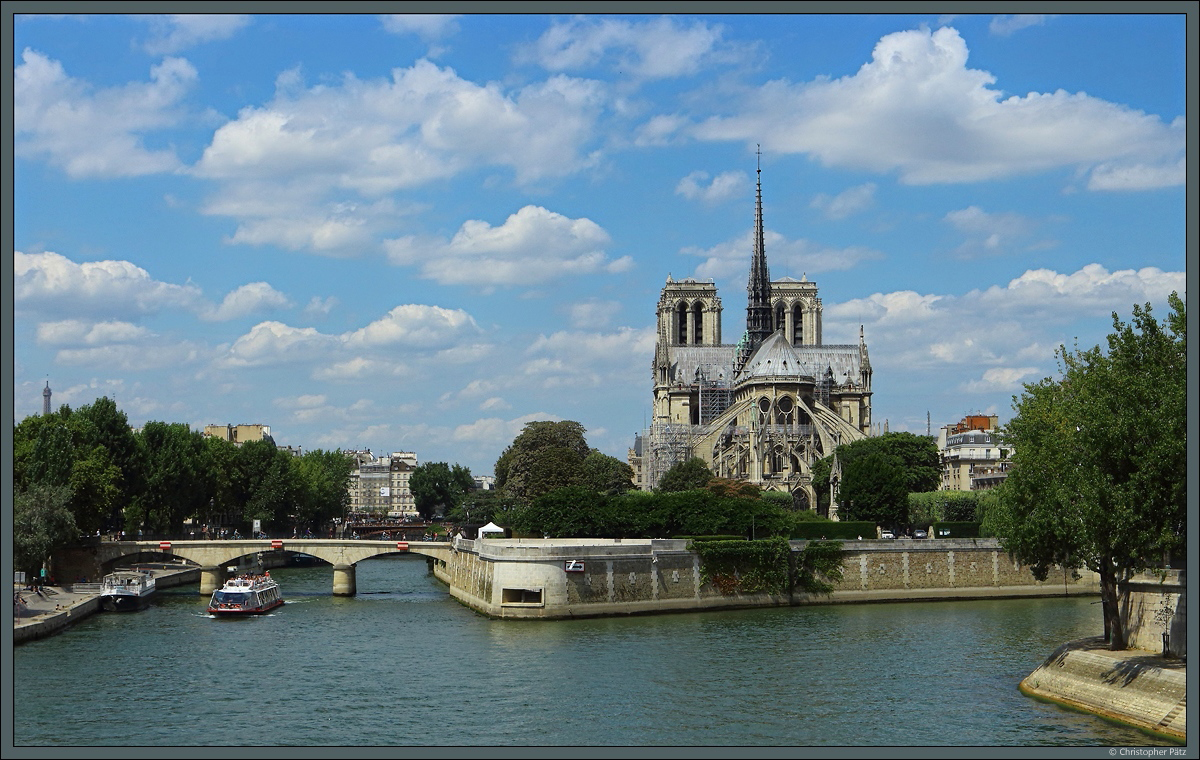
238, 439, 299, 530
812, 432, 939, 513
581, 450, 635, 495
495, 420, 590, 502
985, 294, 1185, 650
657, 457, 713, 492
294, 449, 354, 528
837, 451, 909, 527
410, 462, 474, 520
132, 421, 212, 536
14, 484, 78, 577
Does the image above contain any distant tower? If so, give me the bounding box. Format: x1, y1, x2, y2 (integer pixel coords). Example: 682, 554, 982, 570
43, 381, 52, 416
743, 146, 773, 358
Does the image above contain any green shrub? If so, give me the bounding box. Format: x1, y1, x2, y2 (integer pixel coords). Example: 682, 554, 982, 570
791, 520, 874, 540
931, 521, 981, 538
690, 537, 790, 595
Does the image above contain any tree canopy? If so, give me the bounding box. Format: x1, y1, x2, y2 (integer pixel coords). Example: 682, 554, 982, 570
657, 457, 713, 492
410, 461, 474, 520
494, 420, 592, 503
811, 431, 939, 519
984, 294, 1186, 650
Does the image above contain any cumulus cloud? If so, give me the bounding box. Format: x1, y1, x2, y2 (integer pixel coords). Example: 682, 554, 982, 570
14, 49, 195, 177
218, 321, 339, 368
202, 282, 292, 321
811, 183, 876, 220
343, 304, 480, 348
676, 170, 748, 204
568, 300, 622, 329
385, 205, 625, 287
823, 263, 1185, 383
943, 205, 1055, 257
55, 341, 204, 370
35, 319, 152, 346
525, 16, 728, 80
521, 326, 656, 390
989, 15, 1053, 37
14, 250, 204, 318
312, 357, 409, 382
380, 14, 460, 40
194, 59, 608, 254
140, 14, 251, 54
302, 295, 339, 319
685, 229, 883, 282
692, 26, 1184, 190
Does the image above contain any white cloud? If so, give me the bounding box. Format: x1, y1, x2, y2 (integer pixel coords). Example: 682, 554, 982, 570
692, 27, 1184, 189
55, 342, 203, 370
386, 205, 618, 287
140, 14, 251, 54
1087, 156, 1187, 191
302, 295, 339, 319
962, 367, 1041, 392
685, 229, 883, 282
522, 327, 656, 390
14, 49, 195, 177
380, 14, 460, 40
36, 319, 152, 346
193, 59, 608, 254
14, 250, 204, 319
989, 15, 1053, 37
811, 183, 876, 220
676, 170, 748, 204
203, 282, 292, 321
634, 113, 689, 146
312, 357, 409, 382
943, 205, 1053, 257
526, 16, 727, 80
342, 304, 480, 348
218, 321, 340, 368
480, 397, 511, 411
568, 300, 621, 329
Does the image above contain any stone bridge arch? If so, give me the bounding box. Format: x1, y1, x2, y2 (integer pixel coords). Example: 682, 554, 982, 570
90, 539, 452, 596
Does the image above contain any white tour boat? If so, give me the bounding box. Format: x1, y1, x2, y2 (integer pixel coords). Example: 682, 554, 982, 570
100, 570, 156, 612
207, 573, 283, 616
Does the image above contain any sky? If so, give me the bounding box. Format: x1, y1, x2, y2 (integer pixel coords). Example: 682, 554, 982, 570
10, 12, 1190, 477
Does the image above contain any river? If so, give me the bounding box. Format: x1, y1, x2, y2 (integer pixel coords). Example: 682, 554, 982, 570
12, 555, 1172, 747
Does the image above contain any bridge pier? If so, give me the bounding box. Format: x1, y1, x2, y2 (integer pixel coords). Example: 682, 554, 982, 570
199, 566, 226, 595
332, 564, 356, 596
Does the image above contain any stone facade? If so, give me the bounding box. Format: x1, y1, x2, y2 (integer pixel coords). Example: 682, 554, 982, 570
434, 537, 1099, 619
641, 166, 872, 514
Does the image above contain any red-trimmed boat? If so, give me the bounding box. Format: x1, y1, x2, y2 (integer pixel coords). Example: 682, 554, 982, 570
207, 573, 283, 616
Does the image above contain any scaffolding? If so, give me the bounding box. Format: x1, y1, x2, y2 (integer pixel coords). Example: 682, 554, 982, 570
696, 364, 732, 425
645, 421, 695, 491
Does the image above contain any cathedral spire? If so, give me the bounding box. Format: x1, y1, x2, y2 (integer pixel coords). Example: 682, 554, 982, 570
744, 145, 773, 353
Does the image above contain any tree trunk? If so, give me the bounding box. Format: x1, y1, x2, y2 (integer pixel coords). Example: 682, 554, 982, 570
1098, 562, 1127, 651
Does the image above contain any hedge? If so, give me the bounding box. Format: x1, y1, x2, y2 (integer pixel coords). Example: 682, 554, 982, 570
930, 521, 981, 538
791, 520, 875, 540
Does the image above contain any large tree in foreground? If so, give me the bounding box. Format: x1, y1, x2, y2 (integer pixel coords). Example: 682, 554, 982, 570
985, 294, 1185, 651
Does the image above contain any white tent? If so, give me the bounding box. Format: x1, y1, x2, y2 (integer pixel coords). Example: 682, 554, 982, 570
478, 522, 505, 539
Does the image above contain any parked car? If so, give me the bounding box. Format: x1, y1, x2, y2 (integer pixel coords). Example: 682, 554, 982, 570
912, 529, 928, 539
880, 530, 895, 539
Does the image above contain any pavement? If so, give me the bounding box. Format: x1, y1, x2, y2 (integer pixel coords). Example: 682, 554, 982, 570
1020, 635, 1186, 742
13, 583, 98, 623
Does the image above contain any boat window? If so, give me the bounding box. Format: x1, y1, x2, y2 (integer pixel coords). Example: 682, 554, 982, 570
213, 591, 250, 604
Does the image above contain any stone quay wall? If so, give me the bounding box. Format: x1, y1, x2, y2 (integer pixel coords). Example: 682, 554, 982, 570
432, 537, 1100, 620
1120, 569, 1186, 658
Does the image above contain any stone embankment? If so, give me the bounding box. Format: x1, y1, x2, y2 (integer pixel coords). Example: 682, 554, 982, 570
13, 564, 199, 645
1020, 637, 1186, 743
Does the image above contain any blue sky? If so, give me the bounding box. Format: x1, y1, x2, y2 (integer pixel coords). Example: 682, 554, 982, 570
11, 12, 1188, 476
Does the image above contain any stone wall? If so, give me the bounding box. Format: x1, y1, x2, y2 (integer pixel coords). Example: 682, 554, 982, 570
1120, 570, 1186, 657
433, 537, 1100, 619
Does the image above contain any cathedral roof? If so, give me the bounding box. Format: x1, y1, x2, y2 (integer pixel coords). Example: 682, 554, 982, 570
734, 330, 863, 386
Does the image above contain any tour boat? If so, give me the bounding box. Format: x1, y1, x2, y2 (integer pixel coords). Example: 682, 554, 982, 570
207, 573, 283, 616
100, 570, 156, 612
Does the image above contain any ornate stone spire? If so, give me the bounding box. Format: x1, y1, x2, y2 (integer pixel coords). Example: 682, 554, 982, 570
43, 380, 51, 416
744, 145, 772, 353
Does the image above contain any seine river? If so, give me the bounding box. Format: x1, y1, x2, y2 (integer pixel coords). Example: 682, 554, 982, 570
12, 556, 1172, 748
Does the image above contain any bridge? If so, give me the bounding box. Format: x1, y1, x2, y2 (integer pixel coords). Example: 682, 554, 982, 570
83, 538, 454, 596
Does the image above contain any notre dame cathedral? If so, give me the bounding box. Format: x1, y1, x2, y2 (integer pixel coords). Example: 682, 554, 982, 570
633, 161, 873, 517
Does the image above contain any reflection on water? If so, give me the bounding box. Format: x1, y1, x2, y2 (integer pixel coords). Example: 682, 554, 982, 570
13, 556, 1171, 747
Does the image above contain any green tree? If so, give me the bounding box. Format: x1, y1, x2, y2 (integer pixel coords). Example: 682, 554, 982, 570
132, 421, 212, 536
410, 462, 474, 520
238, 439, 298, 530
581, 449, 635, 495
294, 448, 354, 528
837, 451, 909, 528
657, 457, 713, 492
73, 396, 144, 527
985, 294, 1186, 650
14, 484, 78, 577
495, 420, 590, 502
